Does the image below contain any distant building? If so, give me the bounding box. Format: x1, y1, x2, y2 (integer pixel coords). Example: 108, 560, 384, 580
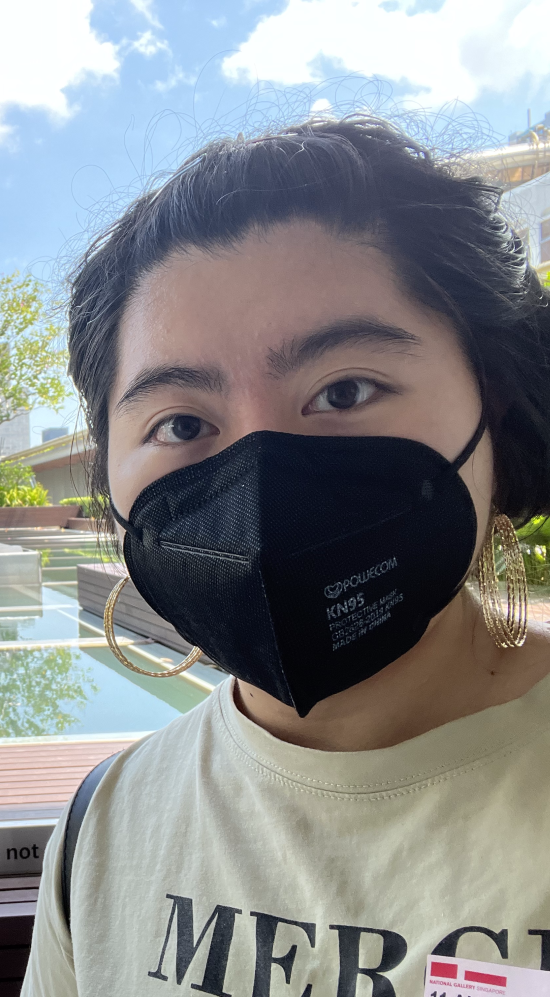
508, 111, 550, 149
0, 412, 30, 458
1, 431, 93, 504
472, 112, 550, 192
474, 140, 550, 192
42, 427, 69, 444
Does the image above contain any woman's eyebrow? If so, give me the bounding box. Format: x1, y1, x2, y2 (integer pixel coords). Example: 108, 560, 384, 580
266, 318, 422, 377
114, 363, 226, 414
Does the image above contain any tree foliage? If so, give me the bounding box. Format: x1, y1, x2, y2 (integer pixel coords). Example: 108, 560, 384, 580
0, 646, 98, 737
0, 271, 70, 424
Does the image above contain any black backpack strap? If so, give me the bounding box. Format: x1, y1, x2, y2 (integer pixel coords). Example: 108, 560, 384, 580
61, 752, 121, 932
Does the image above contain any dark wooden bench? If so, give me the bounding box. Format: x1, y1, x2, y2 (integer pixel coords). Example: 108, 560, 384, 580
0, 875, 39, 997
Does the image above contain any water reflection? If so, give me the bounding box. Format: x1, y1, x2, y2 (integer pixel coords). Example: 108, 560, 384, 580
0, 531, 213, 737
0, 646, 99, 737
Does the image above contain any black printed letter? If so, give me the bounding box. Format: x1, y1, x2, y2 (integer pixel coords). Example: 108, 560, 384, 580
251, 911, 316, 997
329, 924, 407, 997
433, 926, 508, 960
148, 895, 241, 994
528, 930, 550, 971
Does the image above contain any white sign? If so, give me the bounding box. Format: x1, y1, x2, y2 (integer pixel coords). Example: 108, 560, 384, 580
0, 819, 56, 875
425, 954, 550, 997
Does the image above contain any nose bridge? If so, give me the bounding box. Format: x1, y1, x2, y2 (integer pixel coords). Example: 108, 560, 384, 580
227, 376, 292, 438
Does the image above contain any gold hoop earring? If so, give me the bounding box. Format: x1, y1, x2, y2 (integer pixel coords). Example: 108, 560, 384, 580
478, 513, 528, 649
104, 575, 203, 677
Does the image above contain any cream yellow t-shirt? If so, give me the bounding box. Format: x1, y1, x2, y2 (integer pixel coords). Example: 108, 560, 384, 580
22, 674, 550, 997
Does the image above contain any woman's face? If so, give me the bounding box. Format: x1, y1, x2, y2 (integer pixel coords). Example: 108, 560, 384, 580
108, 221, 493, 551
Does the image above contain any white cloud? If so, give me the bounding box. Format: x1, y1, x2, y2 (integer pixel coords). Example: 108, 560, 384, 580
222, 0, 550, 107
210, 16, 228, 28
311, 98, 332, 112
129, 0, 162, 29
131, 30, 170, 57
153, 67, 197, 92
0, 0, 119, 141
0, 123, 15, 148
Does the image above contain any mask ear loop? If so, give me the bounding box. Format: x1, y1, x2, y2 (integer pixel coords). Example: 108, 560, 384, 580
105, 498, 203, 677
446, 395, 488, 476
421, 400, 487, 506
109, 499, 141, 541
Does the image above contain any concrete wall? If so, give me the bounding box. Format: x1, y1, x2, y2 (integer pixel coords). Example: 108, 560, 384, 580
33, 463, 88, 505
0, 413, 30, 458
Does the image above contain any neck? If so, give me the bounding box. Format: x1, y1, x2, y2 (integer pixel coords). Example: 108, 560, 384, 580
234, 588, 548, 751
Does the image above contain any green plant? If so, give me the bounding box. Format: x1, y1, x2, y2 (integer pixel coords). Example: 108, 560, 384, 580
0, 272, 71, 424
517, 516, 550, 588
59, 495, 108, 519
0, 483, 50, 506
0, 463, 50, 505
0, 461, 34, 489
517, 516, 550, 544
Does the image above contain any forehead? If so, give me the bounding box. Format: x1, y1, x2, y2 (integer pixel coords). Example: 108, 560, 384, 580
116, 221, 458, 378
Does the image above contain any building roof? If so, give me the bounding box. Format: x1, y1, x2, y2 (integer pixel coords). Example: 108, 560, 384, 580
0, 430, 93, 471
471, 141, 550, 190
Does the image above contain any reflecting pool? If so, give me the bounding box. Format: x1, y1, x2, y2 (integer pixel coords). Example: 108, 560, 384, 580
0, 533, 219, 739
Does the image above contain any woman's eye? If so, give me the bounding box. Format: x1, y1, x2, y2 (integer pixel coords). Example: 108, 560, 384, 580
308, 378, 378, 413
152, 414, 216, 444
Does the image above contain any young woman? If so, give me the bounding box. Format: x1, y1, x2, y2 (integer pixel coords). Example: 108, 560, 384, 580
23, 116, 550, 997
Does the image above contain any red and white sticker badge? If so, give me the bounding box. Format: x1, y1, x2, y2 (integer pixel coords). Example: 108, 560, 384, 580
424, 953, 550, 996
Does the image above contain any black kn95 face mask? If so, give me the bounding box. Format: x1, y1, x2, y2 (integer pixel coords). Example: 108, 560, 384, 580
111, 423, 483, 717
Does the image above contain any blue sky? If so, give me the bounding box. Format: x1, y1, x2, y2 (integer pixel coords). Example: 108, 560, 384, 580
1, 0, 550, 443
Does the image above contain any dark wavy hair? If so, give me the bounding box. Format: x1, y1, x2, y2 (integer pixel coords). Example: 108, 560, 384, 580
68, 114, 550, 525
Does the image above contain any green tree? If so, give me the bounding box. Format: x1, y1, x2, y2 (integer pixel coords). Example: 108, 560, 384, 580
0, 271, 70, 424
0, 645, 99, 737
